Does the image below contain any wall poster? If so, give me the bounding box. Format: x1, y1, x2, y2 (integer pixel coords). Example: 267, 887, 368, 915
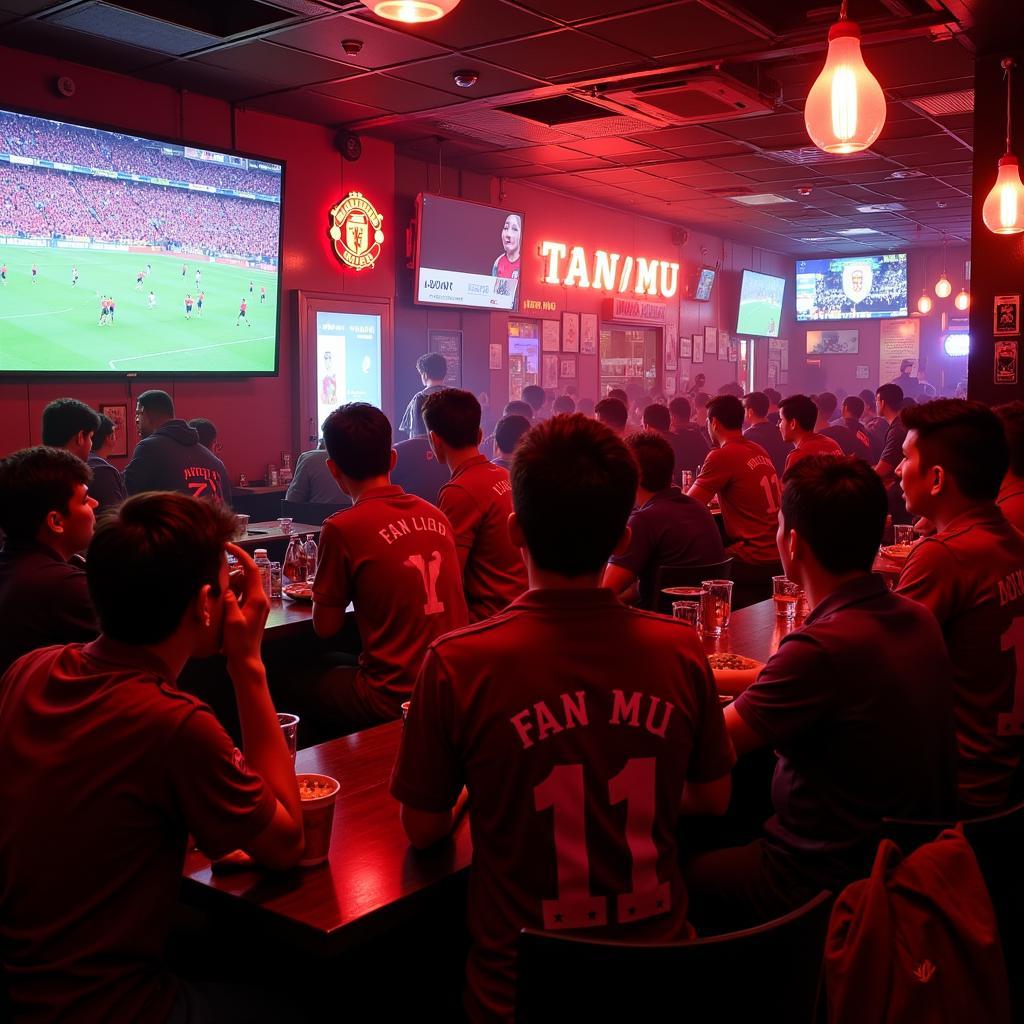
580, 312, 598, 355
428, 329, 462, 387
704, 324, 717, 354
879, 318, 920, 387
562, 312, 580, 352
542, 319, 560, 351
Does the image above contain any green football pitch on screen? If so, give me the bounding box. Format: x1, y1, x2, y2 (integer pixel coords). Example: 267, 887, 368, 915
0, 246, 278, 373
737, 297, 781, 338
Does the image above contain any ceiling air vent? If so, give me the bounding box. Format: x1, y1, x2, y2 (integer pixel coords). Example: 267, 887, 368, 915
908, 90, 974, 117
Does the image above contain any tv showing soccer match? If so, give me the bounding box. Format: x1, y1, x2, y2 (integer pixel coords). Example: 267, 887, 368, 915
414, 194, 524, 312
795, 253, 908, 322
736, 269, 786, 338
0, 107, 283, 374
693, 266, 716, 301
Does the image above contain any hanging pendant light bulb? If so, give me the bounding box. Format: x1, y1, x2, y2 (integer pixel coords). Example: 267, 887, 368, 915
804, 0, 887, 154
954, 288, 970, 311
917, 291, 932, 315
983, 59, 1024, 235
934, 235, 952, 298
360, 0, 459, 23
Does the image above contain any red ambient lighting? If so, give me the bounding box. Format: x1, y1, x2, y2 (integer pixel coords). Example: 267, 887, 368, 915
329, 192, 384, 271
539, 241, 680, 299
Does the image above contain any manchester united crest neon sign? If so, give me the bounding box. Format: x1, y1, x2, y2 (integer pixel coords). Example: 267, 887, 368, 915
329, 192, 384, 272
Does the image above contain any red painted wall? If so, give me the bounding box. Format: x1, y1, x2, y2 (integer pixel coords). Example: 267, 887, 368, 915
0, 44, 396, 480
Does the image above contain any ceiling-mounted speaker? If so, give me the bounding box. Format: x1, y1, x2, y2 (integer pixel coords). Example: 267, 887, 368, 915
335, 130, 362, 162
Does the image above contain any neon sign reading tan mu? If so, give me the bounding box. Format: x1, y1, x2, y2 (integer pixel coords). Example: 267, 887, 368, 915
539, 241, 680, 299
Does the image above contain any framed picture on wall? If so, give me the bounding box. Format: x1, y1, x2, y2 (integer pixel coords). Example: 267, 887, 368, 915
542, 353, 558, 389
489, 343, 503, 370
560, 356, 577, 379
664, 375, 677, 395
995, 295, 1021, 337
562, 312, 580, 352
704, 324, 717, 355
542, 319, 560, 351
680, 333, 692, 359
665, 322, 678, 371
996, 340, 1018, 384
692, 333, 704, 364
580, 313, 598, 355
719, 328, 729, 354
99, 403, 128, 458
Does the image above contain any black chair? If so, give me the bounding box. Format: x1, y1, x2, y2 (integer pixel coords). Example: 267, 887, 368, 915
653, 558, 733, 615
883, 800, 1024, 1019
279, 498, 347, 526
516, 890, 833, 1024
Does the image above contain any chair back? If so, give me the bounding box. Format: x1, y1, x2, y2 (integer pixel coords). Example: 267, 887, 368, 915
280, 499, 347, 526
517, 890, 832, 1023
654, 558, 733, 615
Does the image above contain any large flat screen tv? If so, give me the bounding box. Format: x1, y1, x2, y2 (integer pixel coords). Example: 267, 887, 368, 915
736, 269, 786, 338
0, 107, 283, 375
415, 194, 524, 311
795, 253, 908, 321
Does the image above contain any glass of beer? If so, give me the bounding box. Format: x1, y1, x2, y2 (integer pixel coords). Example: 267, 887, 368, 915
700, 580, 733, 637
773, 576, 800, 620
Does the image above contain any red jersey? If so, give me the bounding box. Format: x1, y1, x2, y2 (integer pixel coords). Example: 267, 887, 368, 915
438, 455, 527, 621
312, 485, 467, 715
0, 639, 275, 1023
240, 301, 247, 313
997, 478, 1024, 534
392, 588, 734, 1022
692, 437, 780, 564
784, 433, 844, 473
493, 254, 520, 278
897, 506, 1024, 810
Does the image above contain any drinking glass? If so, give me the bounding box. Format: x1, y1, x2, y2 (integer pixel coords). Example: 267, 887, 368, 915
772, 576, 800, 620
233, 513, 250, 539
700, 580, 733, 637
893, 524, 915, 547
672, 600, 700, 628
277, 517, 294, 535
277, 712, 300, 764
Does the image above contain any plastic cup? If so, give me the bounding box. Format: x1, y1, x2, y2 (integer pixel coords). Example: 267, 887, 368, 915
277, 712, 299, 764
772, 576, 800, 620
277, 517, 294, 535
233, 513, 250, 539
893, 524, 915, 547
297, 773, 340, 868
700, 580, 733, 637
672, 600, 700, 627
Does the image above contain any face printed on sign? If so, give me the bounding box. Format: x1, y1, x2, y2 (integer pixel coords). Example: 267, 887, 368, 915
841, 262, 873, 305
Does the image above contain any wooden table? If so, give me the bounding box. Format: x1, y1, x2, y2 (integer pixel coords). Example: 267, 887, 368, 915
235, 522, 321, 562
233, 485, 288, 521
263, 597, 314, 640
702, 597, 797, 665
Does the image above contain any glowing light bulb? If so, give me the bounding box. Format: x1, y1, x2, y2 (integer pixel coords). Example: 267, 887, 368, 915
934, 273, 952, 299
983, 155, 1024, 235
805, 19, 886, 154
954, 288, 970, 311
366, 0, 458, 22
917, 291, 932, 315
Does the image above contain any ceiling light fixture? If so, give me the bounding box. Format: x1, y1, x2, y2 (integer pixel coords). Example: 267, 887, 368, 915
982, 58, 1024, 235
954, 287, 970, 310
804, 0, 887, 154
917, 290, 932, 315
361, 0, 459, 23
934, 234, 952, 298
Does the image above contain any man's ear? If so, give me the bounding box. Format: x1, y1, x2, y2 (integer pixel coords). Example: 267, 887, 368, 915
389, 447, 398, 472
508, 511, 525, 549
931, 464, 945, 497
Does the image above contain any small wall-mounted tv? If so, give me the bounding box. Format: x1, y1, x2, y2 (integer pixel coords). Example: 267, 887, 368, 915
0, 106, 283, 375
795, 253, 908, 321
736, 269, 786, 338
414, 194, 524, 312
693, 267, 716, 301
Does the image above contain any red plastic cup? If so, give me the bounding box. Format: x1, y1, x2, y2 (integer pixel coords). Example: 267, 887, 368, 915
296, 773, 339, 867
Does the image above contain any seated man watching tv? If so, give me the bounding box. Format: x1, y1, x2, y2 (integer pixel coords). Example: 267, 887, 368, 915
391, 413, 734, 1022
311, 403, 467, 732
0, 494, 304, 1022
594, 397, 628, 435
41, 396, 99, 464
492, 414, 531, 472
88, 414, 128, 517
779, 395, 843, 472
0, 446, 98, 677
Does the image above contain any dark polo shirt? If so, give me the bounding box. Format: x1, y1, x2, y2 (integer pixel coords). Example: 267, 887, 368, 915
743, 421, 792, 478
609, 487, 725, 609
0, 540, 97, 678
668, 426, 711, 478
391, 437, 450, 505
733, 575, 956, 887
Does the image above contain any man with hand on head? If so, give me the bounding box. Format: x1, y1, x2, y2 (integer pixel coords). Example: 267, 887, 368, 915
0, 494, 304, 1022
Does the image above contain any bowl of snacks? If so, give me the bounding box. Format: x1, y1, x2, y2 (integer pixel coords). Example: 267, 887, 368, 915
706, 652, 764, 696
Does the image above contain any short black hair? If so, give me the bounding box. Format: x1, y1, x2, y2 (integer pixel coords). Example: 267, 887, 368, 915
577, 397, 595, 416
815, 392, 838, 418
188, 418, 217, 449
416, 352, 447, 381
511, 414, 637, 577
87, 493, 235, 645
642, 403, 670, 432
779, 395, 817, 432
422, 388, 481, 449
782, 456, 886, 574
41, 398, 100, 447
137, 389, 175, 419
843, 395, 865, 420
552, 395, 576, 415
765, 388, 782, 406
859, 389, 876, 412
743, 391, 770, 419
607, 388, 628, 404
706, 395, 744, 431
503, 400, 533, 420
594, 397, 628, 431
626, 431, 674, 492
0, 446, 92, 541
495, 414, 531, 456
669, 396, 691, 422
717, 381, 744, 398
875, 383, 904, 411
521, 385, 546, 412
902, 399, 1009, 502
93, 414, 116, 452
322, 403, 392, 480
997, 402, 1024, 478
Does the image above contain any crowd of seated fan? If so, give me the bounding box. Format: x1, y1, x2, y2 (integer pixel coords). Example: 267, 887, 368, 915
0, 165, 279, 260
0, 110, 278, 194
2, 359, 1024, 1021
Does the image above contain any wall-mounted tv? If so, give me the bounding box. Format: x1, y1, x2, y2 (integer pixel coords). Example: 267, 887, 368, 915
415, 194, 524, 311
693, 266, 716, 301
736, 269, 786, 338
795, 253, 908, 321
0, 107, 283, 375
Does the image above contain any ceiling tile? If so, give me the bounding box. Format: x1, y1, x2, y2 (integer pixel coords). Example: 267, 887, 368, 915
196, 41, 357, 87
469, 30, 644, 80
516, 0, 659, 21
563, 137, 655, 157
247, 90, 388, 125
1, 18, 165, 71
316, 73, 463, 113
141, 61, 276, 101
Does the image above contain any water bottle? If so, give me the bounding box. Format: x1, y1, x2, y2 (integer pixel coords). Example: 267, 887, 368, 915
283, 536, 305, 584
302, 534, 318, 584
270, 561, 283, 599
253, 548, 272, 600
